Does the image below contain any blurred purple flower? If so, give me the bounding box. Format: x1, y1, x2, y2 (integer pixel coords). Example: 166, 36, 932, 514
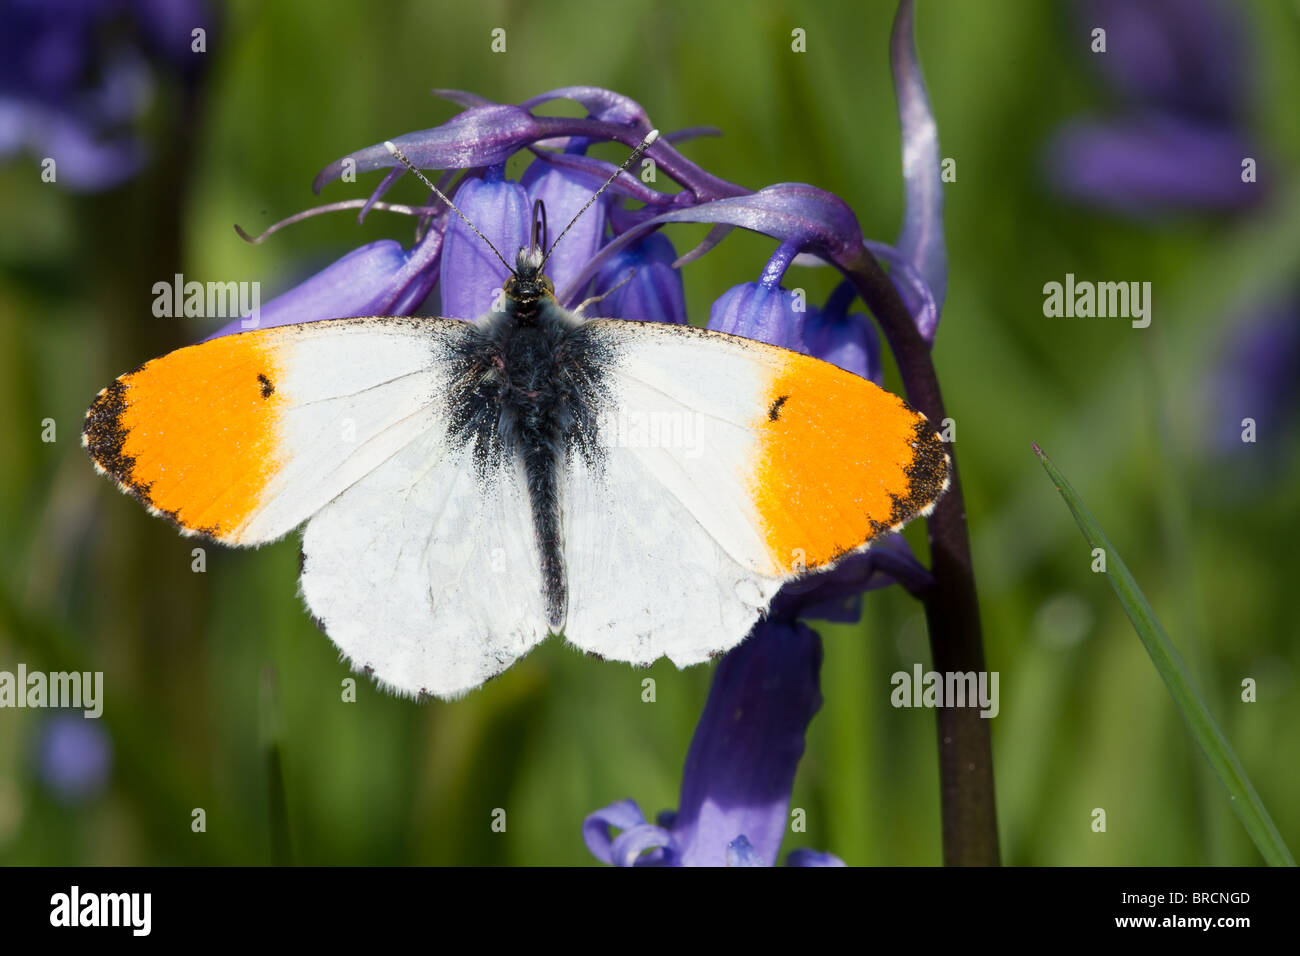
0, 0, 213, 191
35, 713, 112, 804
1047, 113, 1259, 215
1045, 0, 1265, 215
1204, 292, 1300, 463
1074, 0, 1246, 123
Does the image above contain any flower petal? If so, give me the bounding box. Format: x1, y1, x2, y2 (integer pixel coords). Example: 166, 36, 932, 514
785, 848, 847, 867
205, 227, 443, 339
312, 103, 544, 193
561, 183, 864, 302
522, 86, 651, 128
799, 281, 882, 381
864, 239, 940, 343
583, 798, 675, 866
770, 533, 933, 623
891, 0, 948, 324
671, 619, 823, 867
707, 281, 803, 350
522, 155, 607, 295
438, 171, 530, 320
610, 824, 675, 867
589, 232, 688, 325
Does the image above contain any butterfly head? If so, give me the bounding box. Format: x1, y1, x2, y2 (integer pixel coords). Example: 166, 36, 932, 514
504, 246, 555, 307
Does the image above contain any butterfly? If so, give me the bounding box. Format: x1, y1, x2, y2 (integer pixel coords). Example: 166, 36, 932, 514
83, 132, 950, 699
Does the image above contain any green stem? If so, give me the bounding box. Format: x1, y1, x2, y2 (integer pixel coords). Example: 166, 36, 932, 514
840, 245, 1000, 865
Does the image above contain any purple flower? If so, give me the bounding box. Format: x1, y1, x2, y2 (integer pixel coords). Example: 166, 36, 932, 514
520, 152, 608, 295
800, 280, 882, 381
1045, 0, 1265, 215
1072, 0, 1247, 123
1203, 292, 1300, 466
216, 61, 949, 867
438, 168, 530, 320
233, 70, 945, 346
35, 713, 113, 804
585, 617, 826, 867
0, 0, 214, 191
588, 232, 687, 325
583, 541, 924, 868
1046, 113, 1259, 216
709, 281, 805, 351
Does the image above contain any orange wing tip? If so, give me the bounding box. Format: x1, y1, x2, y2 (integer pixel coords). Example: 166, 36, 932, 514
82, 378, 224, 540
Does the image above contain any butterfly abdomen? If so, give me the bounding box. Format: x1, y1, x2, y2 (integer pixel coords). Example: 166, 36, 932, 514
443, 304, 614, 631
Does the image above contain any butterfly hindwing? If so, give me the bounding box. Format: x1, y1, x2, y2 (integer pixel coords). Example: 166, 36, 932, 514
299, 426, 549, 699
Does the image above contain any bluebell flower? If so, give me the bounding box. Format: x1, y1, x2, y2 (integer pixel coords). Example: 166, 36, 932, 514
215, 18, 948, 865
35, 712, 113, 805
583, 536, 926, 867
520, 152, 607, 294
0, 0, 214, 191
438, 167, 530, 320
1045, 0, 1264, 215
588, 232, 687, 325
584, 616, 827, 867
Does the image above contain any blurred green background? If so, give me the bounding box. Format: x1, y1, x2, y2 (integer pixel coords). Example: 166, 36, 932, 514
1, 0, 1298, 865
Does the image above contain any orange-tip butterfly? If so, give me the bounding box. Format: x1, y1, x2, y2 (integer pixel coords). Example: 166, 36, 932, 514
83, 131, 950, 699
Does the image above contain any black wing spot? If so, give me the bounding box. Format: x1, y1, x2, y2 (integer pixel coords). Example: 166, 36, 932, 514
257, 373, 275, 398
768, 394, 790, 421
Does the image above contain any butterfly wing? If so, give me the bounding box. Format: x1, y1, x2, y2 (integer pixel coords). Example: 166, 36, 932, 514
84, 317, 451, 545
298, 421, 549, 699
559, 319, 950, 666
84, 317, 549, 697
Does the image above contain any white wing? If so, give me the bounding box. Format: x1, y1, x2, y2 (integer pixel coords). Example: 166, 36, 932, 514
299, 430, 549, 699
559, 319, 949, 667
85, 316, 550, 698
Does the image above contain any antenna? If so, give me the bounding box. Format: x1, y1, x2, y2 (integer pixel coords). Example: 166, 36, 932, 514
383, 140, 515, 277
539, 128, 659, 272
383, 128, 660, 279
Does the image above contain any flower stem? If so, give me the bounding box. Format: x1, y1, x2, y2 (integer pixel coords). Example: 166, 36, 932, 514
842, 246, 1000, 866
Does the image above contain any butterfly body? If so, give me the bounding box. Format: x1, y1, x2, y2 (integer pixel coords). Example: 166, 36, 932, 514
444, 250, 611, 630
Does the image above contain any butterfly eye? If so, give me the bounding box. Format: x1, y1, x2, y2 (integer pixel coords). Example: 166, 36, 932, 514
541, 276, 554, 294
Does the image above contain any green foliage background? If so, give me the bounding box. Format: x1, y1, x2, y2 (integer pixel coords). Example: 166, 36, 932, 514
1, 0, 1297, 865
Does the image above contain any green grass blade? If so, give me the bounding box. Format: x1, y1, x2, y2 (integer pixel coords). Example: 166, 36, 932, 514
1033, 443, 1295, 866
